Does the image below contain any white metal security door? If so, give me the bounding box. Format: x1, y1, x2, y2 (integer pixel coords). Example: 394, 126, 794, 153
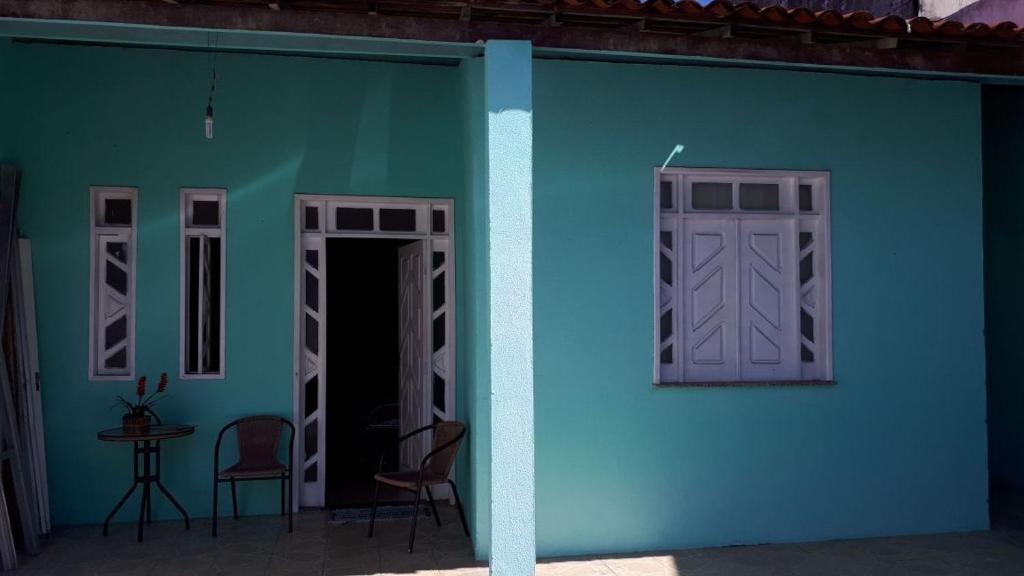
398, 241, 429, 472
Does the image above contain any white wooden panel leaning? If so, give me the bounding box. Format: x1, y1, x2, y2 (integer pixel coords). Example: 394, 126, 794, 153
15, 240, 50, 535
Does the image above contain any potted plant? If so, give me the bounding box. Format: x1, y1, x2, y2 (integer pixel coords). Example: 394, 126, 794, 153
115, 373, 168, 435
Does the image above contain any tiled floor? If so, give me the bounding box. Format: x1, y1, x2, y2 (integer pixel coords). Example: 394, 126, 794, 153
13, 504, 1024, 575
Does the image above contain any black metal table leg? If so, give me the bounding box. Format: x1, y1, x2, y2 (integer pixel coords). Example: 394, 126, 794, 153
102, 483, 138, 536
156, 482, 191, 530
104, 436, 143, 537
138, 440, 151, 542
154, 439, 191, 530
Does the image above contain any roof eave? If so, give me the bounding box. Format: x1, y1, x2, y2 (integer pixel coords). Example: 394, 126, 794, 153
2, 0, 1024, 78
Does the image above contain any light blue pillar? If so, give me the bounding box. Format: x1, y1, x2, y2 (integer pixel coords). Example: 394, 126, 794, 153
485, 40, 535, 575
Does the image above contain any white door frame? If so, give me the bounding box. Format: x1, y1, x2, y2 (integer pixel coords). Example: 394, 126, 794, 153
292, 194, 456, 509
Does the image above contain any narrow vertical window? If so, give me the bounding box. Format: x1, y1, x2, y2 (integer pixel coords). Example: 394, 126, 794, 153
90, 187, 137, 380
181, 188, 226, 378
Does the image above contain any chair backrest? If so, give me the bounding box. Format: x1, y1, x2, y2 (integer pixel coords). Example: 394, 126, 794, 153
425, 421, 465, 478
236, 416, 285, 468
367, 403, 399, 427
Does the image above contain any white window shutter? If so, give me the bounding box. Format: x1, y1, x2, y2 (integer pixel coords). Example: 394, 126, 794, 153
681, 219, 738, 382
738, 220, 799, 380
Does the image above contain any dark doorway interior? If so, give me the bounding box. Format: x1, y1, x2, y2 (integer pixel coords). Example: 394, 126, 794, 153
325, 238, 415, 508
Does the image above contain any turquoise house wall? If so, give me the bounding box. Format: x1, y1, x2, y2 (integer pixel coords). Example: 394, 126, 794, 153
458, 56, 492, 560
532, 59, 988, 555
982, 85, 1024, 492
0, 41, 476, 527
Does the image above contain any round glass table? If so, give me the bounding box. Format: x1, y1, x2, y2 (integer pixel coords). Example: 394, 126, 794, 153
97, 424, 195, 542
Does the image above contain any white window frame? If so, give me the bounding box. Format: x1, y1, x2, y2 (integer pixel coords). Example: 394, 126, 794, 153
179, 188, 227, 379
653, 168, 833, 386
89, 186, 137, 381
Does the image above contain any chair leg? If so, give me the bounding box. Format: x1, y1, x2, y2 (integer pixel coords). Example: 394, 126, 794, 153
449, 480, 470, 537
408, 483, 423, 554
280, 475, 286, 516
230, 479, 239, 520
212, 480, 219, 538
287, 473, 293, 533
367, 481, 380, 538
425, 486, 441, 527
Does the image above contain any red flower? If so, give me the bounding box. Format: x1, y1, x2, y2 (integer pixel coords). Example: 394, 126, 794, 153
157, 373, 168, 393
136, 376, 146, 398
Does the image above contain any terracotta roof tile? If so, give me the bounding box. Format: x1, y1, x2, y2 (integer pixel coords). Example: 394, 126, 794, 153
964, 22, 993, 38
935, 19, 967, 36
759, 6, 789, 23
992, 21, 1019, 40
872, 15, 908, 34
704, 1, 734, 19
813, 10, 844, 27
844, 11, 876, 30
788, 7, 817, 25
908, 16, 935, 35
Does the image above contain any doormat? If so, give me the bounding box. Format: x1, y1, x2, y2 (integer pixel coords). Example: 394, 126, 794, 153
329, 504, 431, 525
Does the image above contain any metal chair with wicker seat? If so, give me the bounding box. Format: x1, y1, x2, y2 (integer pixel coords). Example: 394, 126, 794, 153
367, 420, 469, 553
212, 415, 295, 537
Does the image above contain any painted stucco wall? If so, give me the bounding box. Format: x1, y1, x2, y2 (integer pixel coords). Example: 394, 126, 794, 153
532, 59, 988, 556
982, 85, 1024, 492
0, 41, 476, 527
484, 41, 536, 574
458, 56, 493, 560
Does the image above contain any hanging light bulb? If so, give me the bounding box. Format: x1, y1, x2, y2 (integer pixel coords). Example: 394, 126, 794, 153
205, 103, 214, 140
204, 34, 218, 140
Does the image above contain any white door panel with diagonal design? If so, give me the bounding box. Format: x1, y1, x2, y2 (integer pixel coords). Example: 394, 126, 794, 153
398, 241, 429, 472
739, 220, 798, 380
681, 219, 737, 382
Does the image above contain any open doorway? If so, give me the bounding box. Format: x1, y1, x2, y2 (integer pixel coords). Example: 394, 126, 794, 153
324, 238, 417, 508
295, 196, 455, 510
